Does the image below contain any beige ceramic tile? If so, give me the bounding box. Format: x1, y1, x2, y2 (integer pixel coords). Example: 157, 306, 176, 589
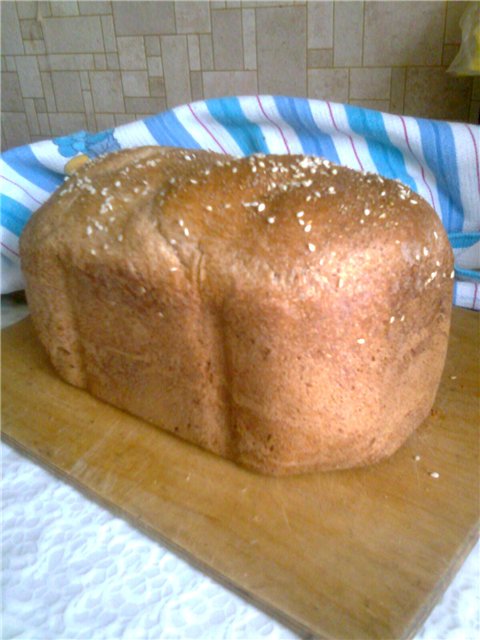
38, 54, 95, 71
20, 19, 44, 40
242, 9, 256, 70
349, 67, 391, 100
29, 135, 51, 142
37, 54, 49, 70
24, 41, 47, 55
37, 113, 51, 136
43, 16, 104, 53
106, 53, 120, 70
405, 67, 472, 121
1, 72, 24, 112
94, 54, 107, 70
364, 1, 445, 66
50, 2, 79, 17
212, 9, 243, 71
24, 98, 40, 135
333, 1, 363, 67
48, 113, 87, 136
101, 15, 117, 53
34, 98, 47, 113
145, 36, 161, 57
36, 55, 48, 72
96, 113, 116, 129
149, 77, 166, 98
161, 35, 192, 108
83, 90, 94, 111
112, 1, 175, 36
2, 113, 30, 148
90, 71, 125, 112
203, 70, 257, 98
79, 71, 90, 91
308, 1, 333, 49
40, 72, 57, 111
114, 114, 135, 126
190, 70, 204, 100
147, 56, 164, 77
15, 56, 43, 98
117, 37, 147, 70
1, 0, 477, 148
349, 98, 390, 112
78, 2, 112, 15
87, 113, 97, 133
307, 48, 333, 68
122, 71, 149, 97
257, 5, 307, 95
308, 68, 349, 102
38, 2, 52, 18
135, 107, 166, 120
124, 97, 166, 114
243, 1, 306, 6
82, 91, 96, 130
390, 67, 406, 114
5, 57, 17, 72
17, 2, 37, 19
51, 71, 84, 111
187, 35, 201, 71
199, 34, 214, 70
175, 2, 211, 34
2, 2, 25, 54
445, 1, 469, 44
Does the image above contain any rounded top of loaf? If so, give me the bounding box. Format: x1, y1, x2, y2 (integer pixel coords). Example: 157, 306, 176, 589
21, 146, 452, 317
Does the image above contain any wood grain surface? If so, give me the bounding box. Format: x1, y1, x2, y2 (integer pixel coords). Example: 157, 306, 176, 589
2, 309, 479, 639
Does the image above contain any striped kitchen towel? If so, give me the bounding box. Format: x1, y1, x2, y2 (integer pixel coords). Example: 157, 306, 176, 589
1, 95, 479, 308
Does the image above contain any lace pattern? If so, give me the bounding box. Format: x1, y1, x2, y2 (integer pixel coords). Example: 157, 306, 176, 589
2, 443, 478, 640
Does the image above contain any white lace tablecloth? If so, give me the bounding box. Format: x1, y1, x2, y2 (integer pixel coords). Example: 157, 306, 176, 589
2, 299, 479, 640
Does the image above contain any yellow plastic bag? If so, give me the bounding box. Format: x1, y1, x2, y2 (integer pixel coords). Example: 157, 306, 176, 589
448, 2, 480, 75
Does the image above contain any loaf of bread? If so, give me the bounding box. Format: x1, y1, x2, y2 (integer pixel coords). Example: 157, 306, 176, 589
20, 146, 454, 475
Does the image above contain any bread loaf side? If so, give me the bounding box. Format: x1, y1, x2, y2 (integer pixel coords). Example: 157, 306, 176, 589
20, 147, 454, 474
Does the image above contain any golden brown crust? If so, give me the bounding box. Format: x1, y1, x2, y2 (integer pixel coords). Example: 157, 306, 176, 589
20, 146, 454, 475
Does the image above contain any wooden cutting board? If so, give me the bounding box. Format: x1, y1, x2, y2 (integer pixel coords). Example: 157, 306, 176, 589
2, 309, 479, 639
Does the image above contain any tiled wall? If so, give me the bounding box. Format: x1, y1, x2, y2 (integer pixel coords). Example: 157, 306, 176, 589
2, 1, 478, 150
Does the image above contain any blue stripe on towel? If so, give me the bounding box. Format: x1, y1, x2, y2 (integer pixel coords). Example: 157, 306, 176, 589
144, 111, 202, 149
448, 232, 480, 249
0, 194, 33, 236
3, 146, 63, 192
274, 96, 340, 163
344, 104, 417, 191
206, 97, 269, 155
416, 118, 463, 232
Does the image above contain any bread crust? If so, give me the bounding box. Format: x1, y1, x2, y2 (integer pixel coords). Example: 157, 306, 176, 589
20, 147, 454, 474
